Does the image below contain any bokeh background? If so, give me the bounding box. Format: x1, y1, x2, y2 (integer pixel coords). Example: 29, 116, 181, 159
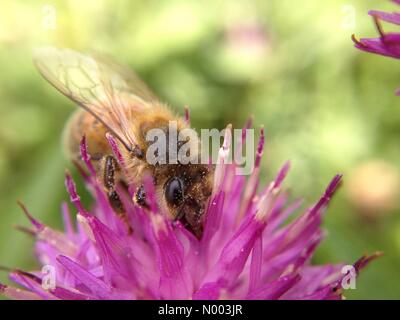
0, 0, 399, 299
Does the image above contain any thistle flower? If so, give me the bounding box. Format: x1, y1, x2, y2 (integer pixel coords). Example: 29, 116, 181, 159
352, 0, 400, 93
0, 120, 378, 300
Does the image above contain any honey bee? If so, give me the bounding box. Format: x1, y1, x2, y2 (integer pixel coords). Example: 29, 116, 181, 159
34, 47, 214, 238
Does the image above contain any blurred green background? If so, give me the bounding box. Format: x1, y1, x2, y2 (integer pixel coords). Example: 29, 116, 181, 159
0, 0, 399, 299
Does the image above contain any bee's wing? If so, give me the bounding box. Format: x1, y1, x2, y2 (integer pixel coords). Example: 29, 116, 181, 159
33, 46, 159, 150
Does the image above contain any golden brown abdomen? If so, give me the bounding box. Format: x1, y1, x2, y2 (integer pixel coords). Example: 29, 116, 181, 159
63, 109, 112, 165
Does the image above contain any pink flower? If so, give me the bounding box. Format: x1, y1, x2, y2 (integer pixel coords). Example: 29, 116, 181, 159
0, 120, 379, 300
353, 0, 400, 94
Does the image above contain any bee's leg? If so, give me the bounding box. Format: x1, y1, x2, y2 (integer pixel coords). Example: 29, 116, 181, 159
102, 155, 133, 234
103, 155, 125, 214
102, 155, 134, 234
134, 185, 150, 209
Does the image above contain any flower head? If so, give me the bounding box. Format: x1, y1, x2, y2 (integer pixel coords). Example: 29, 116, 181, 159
0, 119, 378, 300
352, 0, 400, 93
352, 2, 400, 59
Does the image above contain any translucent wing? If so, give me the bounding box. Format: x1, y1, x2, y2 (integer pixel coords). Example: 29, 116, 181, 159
33, 47, 159, 150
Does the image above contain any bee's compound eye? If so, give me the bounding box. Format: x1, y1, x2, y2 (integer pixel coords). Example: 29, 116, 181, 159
165, 177, 184, 207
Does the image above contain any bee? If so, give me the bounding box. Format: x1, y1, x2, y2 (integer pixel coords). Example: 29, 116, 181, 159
33, 47, 214, 238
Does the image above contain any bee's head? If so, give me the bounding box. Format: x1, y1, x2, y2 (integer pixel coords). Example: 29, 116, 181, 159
162, 164, 214, 239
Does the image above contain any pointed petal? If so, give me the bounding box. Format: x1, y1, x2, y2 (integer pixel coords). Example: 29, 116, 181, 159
1, 283, 41, 300
57, 255, 112, 299
151, 215, 192, 299
247, 274, 301, 300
